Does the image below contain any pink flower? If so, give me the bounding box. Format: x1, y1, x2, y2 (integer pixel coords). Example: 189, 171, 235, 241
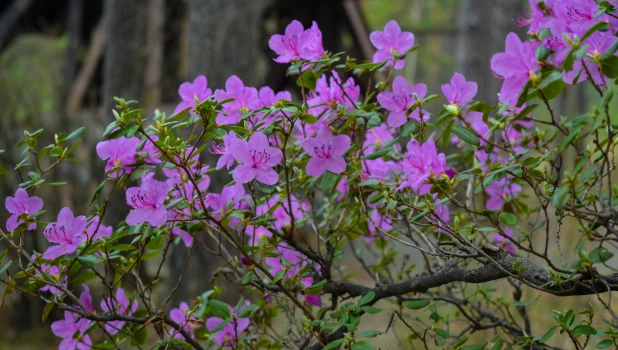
169, 302, 196, 339
269, 20, 324, 63
38, 264, 66, 295
307, 73, 359, 119
302, 127, 350, 177
254, 87, 292, 127
5, 188, 43, 231
493, 227, 516, 254
100, 288, 138, 335
212, 131, 237, 170
378, 76, 428, 128
43, 208, 87, 260
206, 305, 251, 347
399, 138, 446, 194
265, 242, 308, 278
230, 132, 282, 185
214, 76, 259, 125
442, 73, 478, 107
363, 125, 399, 152
174, 75, 213, 114
206, 184, 248, 229
486, 178, 522, 211
552, 0, 601, 33
362, 159, 399, 181
490, 33, 540, 107
51, 311, 92, 350
366, 210, 392, 243
256, 194, 309, 230
300, 277, 322, 306
96, 137, 141, 178
85, 216, 112, 242
125, 173, 169, 227
370, 20, 415, 70
172, 227, 193, 247
245, 225, 272, 245
79, 285, 95, 312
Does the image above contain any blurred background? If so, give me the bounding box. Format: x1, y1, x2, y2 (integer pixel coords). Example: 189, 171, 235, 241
0, 0, 595, 348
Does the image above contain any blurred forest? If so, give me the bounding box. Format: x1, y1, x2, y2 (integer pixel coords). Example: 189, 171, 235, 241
0, 0, 596, 348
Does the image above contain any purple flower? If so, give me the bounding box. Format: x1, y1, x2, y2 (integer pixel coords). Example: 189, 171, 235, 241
80, 285, 95, 312
230, 132, 283, 185
552, 0, 600, 33
362, 158, 400, 181
516, 0, 552, 33
265, 242, 308, 278
255, 194, 309, 230
307, 73, 359, 119
169, 302, 196, 339
442, 73, 478, 107
302, 127, 350, 177
43, 208, 87, 260
269, 20, 324, 63
100, 288, 138, 335
51, 311, 92, 350
245, 225, 272, 245
206, 305, 251, 347
212, 131, 237, 170
125, 173, 169, 227
96, 137, 141, 178
5, 188, 43, 231
363, 125, 399, 152
493, 227, 516, 254
254, 87, 292, 126
85, 216, 112, 242
490, 33, 540, 107
370, 20, 415, 70
399, 138, 446, 194
174, 75, 213, 115
486, 178, 522, 211
38, 264, 67, 295
366, 210, 393, 243
300, 277, 322, 306
378, 76, 428, 128
214, 76, 259, 125
172, 227, 193, 247
563, 30, 618, 86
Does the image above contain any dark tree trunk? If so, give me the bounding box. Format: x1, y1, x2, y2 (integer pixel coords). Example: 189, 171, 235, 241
456, 0, 527, 103
168, 0, 266, 307
161, 0, 186, 102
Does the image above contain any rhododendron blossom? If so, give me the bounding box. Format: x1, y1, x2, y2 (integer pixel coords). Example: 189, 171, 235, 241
5, 188, 42, 231
230, 132, 282, 185
307, 73, 359, 119
269, 20, 324, 63
302, 127, 351, 177
378, 76, 428, 127
174, 75, 213, 114
43, 208, 87, 260
169, 302, 196, 339
214, 75, 259, 125
206, 305, 251, 347
370, 20, 415, 70
442, 72, 478, 107
51, 311, 92, 350
96, 137, 141, 178
100, 288, 138, 335
212, 131, 237, 170
399, 138, 446, 194
125, 173, 169, 227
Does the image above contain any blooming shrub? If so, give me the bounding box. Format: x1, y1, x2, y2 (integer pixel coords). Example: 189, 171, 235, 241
3, 1, 618, 348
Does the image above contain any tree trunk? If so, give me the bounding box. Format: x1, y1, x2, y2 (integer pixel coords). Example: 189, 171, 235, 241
456, 0, 526, 102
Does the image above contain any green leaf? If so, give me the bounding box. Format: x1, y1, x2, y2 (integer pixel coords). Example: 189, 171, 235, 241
78, 255, 101, 268
535, 45, 552, 61
358, 291, 375, 306
322, 171, 339, 192
0, 260, 11, 275
351, 341, 375, 350
237, 304, 258, 318
42, 302, 54, 322
356, 330, 383, 338
69, 272, 97, 284
452, 125, 480, 147
572, 324, 597, 337
499, 213, 517, 225
602, 56, 618, 79
132, 326, 147, 346
209, 318, 231, 333
296, 69, 317, 91
581, 22, 609, 42
597, 339, 614, 349
208, 300, 230, 319
363, 148, 390, 160
65, 127, 87, 141
324, 339, 344, 350
539, 326, 558, 342
360, 306, 383, 314
461, 343, 487, 350
434, 328, 450, 338
404, 299, 431, 309
300, 114, 318, 124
